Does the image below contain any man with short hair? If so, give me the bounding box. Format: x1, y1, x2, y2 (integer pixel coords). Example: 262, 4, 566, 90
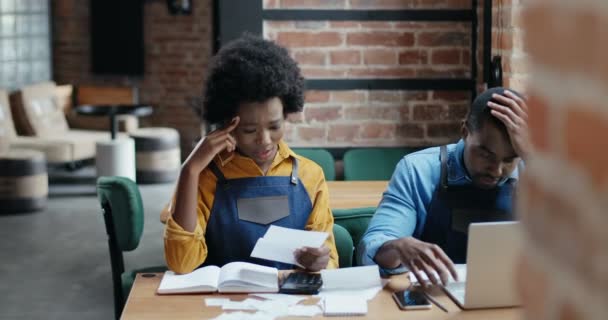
358, 87, 530, 286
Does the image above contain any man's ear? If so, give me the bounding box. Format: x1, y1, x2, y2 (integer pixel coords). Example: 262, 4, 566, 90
461, 120, 469, 139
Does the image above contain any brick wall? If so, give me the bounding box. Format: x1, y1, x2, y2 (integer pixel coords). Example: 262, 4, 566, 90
53, 0, 213, 156
264, 0, 476, 147
492, 0, 527, 92
517, 1, 608, 319
53, 0, 494, 153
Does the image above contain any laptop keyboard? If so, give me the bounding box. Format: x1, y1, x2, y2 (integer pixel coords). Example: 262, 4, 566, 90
445, 281, 466, 305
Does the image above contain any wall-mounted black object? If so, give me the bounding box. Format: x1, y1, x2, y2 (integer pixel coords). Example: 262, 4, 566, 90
91, 0, 144, 76
489, 55, 503, 87
167, 0, 192, 15
213, 0, 262, 53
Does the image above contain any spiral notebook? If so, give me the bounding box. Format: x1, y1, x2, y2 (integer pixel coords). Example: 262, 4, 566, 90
323, 296, 368, 316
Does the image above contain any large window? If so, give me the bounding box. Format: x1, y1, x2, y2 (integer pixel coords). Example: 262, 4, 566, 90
0, 0, 51, 90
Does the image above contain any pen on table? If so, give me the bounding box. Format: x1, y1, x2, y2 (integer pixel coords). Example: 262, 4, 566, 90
423, 292, 448, 313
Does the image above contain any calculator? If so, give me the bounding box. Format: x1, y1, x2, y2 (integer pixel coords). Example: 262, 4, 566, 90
279, 272, 323, 294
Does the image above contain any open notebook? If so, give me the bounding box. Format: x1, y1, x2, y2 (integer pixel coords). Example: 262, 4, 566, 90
157, 262, 278, 294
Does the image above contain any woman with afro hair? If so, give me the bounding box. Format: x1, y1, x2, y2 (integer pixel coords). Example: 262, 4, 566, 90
162, 35, 338, 274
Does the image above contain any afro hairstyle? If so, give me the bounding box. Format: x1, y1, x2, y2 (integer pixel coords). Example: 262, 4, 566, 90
202, 35, 305, 125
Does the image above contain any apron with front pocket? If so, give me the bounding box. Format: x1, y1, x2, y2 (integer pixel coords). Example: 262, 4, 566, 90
202, 156, 312, 269
420, 145, 517, 263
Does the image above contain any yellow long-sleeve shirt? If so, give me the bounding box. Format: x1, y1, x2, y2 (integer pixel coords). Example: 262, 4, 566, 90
163, 140, 338, 274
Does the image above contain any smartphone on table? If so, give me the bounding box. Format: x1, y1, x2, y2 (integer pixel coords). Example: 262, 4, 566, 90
392, 289, 432, 310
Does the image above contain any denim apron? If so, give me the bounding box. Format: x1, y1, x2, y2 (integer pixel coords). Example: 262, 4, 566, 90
202, 156, 312, 269
420, 145, 516, 263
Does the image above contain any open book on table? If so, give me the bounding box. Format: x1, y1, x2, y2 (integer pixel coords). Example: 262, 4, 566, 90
157, 261, 279, 294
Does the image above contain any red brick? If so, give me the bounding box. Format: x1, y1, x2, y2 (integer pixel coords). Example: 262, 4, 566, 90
263, 0, 279, 9
328, 124, 359, 142
297, 126, 327, 141
565, 107, 608, 188
416, 67, 468, 78
294, 51, 326, 65
403, 91, 429, 101
363, 49, 397, 65
301, 67, 347, 78
281, 0, 346, 9
417, 32, 470, 47
396, 123, 425, 139
346, 32, 415, 47
427, 122, 461, 138
447, 103, 468, 120
347, 68, 415, 78
360, 123, 396, 139
276, 32, 342, 48
305, 91, 330, 103
294, 21, 328, 30
330, 50, 361, 65
413, 104, 448, 121
344, 106, 403, 121
398, 50, 428, 65
350, 0, 416, 9
304, 106, 342, 122
370, 91, 402, 103
360, 21, 394, 29
330, 91, 366, 103
329, 21, 359, 29
431, 49, 462, 65
264, 21, 294, 30
493, 30, 514, 52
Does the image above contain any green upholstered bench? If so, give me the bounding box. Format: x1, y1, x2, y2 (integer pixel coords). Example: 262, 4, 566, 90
292, 148, 336, 181
332, 207, 375, 268
343, 147, 420, 180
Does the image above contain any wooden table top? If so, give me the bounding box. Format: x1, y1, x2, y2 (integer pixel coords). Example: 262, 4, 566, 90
326, 180, 388, 209
121, 273, 522, 320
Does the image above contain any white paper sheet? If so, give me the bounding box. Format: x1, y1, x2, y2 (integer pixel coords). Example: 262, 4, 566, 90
221, 298, 259, 310
205, 298, 231, 307
250, 225, 328, 265
320, 265, 382, 290
249, 293, 307, 305
316, 284, 384, 301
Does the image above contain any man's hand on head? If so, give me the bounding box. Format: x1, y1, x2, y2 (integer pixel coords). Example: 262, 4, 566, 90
487, 90, 532, 160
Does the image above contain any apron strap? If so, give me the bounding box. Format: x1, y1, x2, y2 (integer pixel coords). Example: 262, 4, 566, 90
290, 156, 299, 185
209, 161, 229, 189
440, 145, 448, 191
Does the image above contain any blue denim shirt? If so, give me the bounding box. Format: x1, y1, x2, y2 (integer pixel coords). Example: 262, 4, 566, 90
356, 139, 520, 274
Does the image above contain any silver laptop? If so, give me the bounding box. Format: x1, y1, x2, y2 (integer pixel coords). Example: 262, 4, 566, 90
443, 221, 523, 309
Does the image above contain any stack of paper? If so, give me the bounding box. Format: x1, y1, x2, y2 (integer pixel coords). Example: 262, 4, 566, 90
250, 225, 328, 266
323, 296, 368, 316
